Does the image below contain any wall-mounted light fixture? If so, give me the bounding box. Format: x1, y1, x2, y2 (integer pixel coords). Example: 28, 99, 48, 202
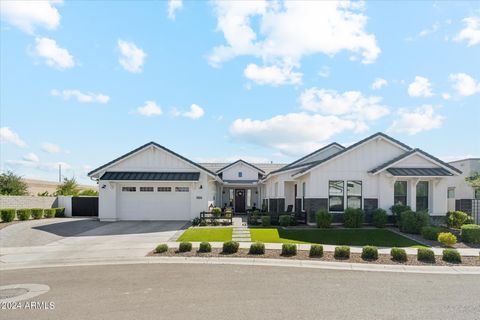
199, 185, 203, 189
101, 184, 106, 189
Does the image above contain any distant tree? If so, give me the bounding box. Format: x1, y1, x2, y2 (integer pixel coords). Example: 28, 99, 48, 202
56, 177, 79, 196
465, 172, 480, 188
37, 190, 51, 197
0, 171, 28, 195
78, 189, 99, 196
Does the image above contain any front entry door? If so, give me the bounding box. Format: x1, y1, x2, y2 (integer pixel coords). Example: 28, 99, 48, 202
235, 189, 246, 213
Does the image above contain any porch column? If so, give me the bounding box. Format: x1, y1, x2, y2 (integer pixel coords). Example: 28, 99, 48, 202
408, 179, 419, 211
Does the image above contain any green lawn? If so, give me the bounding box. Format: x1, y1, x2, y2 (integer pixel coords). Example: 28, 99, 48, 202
250, 227, 424, 247
177, 227, 232, 242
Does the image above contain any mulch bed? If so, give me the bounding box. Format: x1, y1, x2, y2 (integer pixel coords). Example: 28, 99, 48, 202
148, 248, 480, 267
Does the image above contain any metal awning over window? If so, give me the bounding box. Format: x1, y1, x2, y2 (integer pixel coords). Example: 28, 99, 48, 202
386, 167, 452, 176
100, 171, 200, 181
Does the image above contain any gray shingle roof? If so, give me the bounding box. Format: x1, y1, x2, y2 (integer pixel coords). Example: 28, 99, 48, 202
386, 168, 453, 176
100, 171, 200, 181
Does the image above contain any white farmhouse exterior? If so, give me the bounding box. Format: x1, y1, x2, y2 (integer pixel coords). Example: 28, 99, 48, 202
88, 133, 476, 223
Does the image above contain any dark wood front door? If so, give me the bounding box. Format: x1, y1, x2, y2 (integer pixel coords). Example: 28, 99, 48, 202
235, 189, 246, 213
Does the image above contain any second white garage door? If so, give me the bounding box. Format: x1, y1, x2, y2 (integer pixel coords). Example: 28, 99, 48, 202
117, 184, 191, 220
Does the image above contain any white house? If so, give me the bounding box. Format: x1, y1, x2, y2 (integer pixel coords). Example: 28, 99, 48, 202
88, 132, 471, 223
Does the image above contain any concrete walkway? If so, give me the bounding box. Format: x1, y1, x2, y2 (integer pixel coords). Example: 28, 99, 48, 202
231, 217, 251, 242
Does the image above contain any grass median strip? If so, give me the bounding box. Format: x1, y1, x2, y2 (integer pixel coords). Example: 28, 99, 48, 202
177, 227, 232, 242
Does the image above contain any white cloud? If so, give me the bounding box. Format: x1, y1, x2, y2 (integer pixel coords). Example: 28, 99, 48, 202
23, 153, 39, 162
441, 93, 451, 100
6, 159, 71, 171
51, 89, 110, 104
137, 101, 162, 117
229, 112, 364, 156
371, 78, 388, 90
449, 73, 480, 96
41, 142, 63, 153
117, 40, 146, 73
388, 105, 444, 135
406, 22, 440, 41
244, 63, 302, 86
300, 88, 390, 122
33, 37, 75, 69
168, 0, 183, 20
407, 76, 433, 97
454, 16, 480, 47
172, 104, 205, 120
0, 127, 26, 147
318, 66, 330, 78
0, 0, 62, 34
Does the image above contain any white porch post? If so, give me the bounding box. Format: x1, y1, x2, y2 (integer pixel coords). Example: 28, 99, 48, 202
409, 179, 419, 211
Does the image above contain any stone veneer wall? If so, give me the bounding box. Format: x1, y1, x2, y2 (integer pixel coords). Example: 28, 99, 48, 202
0, 196, 58, 209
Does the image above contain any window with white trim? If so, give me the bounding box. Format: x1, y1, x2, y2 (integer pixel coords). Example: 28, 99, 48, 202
394, 181, 407, 206
122, 187, 136, 192
447, 187, 455, 199
329, 180, 344, 212
238, 172, 243, 177
416, 181, 429, 211
175, 187, 189, 192
157, 187, 172, 192
140, 187, 154, 192
347, 180, 362, 209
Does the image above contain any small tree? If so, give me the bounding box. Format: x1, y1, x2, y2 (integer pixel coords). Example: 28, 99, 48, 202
78, 189, 99, 196
56, 177, 79, 196
0, 171, 28, 195
465, 172, 480, 188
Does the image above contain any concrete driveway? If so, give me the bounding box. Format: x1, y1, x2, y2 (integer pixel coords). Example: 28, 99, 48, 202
0, 218, 187, 268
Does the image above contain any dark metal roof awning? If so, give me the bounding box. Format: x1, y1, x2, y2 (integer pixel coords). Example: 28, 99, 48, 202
386, 167, 453, 176
222, 180, 258, 184
100, 171, 200, 181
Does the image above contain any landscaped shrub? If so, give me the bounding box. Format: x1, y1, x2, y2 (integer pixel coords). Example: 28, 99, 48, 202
1, 209, 16, 222
211, 220, 220, 226
192, 217, 201, 226
417, 248, 435, 263
31, 208, 44, 219
442, 249, 461, 263
54, 207, 65, 217
199, 219, 207, 226
155, 244, 168, 253
315, 209, 332, 228
309, 244, 323, 257
261, 216, 271, 227
334, 246, 350, 259
211, 207, 222, 218
446, 210, 471, 229
279, 214, 291, 227
437, 232, 457, 247
421, 226, 442, 240
372, 208, 387, 228
222, 241, 239, 254
390, 248, 407, 262
199, 242, 211, 253
178, 242, 192, 252
390, 204, 411, 223
461, 224, 480, 244
249, 242, 265, 255
361, 246, 378, 260
343, 208, 364, 228
43, 208, 55, 218
281, 243, 297, 256
16, 209, 31, 221
398, 210, 429, 234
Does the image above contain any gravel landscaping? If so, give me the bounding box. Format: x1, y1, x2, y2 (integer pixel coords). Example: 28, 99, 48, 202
149, 248, 480, 266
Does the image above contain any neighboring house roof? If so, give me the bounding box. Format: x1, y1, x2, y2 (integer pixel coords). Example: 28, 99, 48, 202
293, 132, 413, 177
369, 148, 462, 175
88, 142, 217, 178
215, 159, 265, 174
100, 171, 200, 181
386, 168, 453, 176
448, 158, 480, 163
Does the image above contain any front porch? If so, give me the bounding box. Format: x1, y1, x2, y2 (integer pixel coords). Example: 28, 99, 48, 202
219, 182, 261, 214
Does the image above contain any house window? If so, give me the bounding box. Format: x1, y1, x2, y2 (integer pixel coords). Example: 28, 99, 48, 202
447, 187, 455, 199
416, 181, 429, 211
475, 188, 480, 200
122, 187, 136, 192
329, 180, 344, 212
238, 172, 243, 178
347, 180, 362, 209
394, 181, 407, 206
247, 189, 252, 207
140, 187, 154, 192
175, 187, 189, 192
157, 187, 172, 192
229, 189, 234, 206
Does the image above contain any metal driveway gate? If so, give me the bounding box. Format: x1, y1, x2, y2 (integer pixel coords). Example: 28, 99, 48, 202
72, 196, 99, 216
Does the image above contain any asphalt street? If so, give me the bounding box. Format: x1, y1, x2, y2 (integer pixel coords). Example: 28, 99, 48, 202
1, 263, 479, 320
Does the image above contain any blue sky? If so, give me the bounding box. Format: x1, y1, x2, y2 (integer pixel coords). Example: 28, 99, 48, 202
1, 0, 479, 185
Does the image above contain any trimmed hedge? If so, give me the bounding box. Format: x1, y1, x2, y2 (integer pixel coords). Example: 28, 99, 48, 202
417, 248, 435, 263
372, 208, 387, 228
398, 210, 429, 234
343, 208, 364, 228
315, 209, 332, 228
281, 243, 297, 256
155, 244, 168, 253
442, 249, 461, 263
334, 246, 350, 259
1, 209, 16, 222
309, 244, 323, 257
279, 215, 291, 227
446, 210, 470, 229
421, 226, 441, 241
249, 242, 265, 255
43, 208, 56, 218
199, 242, 211, 253
461, 224, 480, 244
54, 207, 65, 217
178, 242, 192, 252
437, 232, 457, 247
17, 209, 31, 221
223, 241, 239, 254
261, 216, 271, 227
391, 247, 407, 262
31, 208, 44, 219
361, 246, 378, 260
390, 204, 411, 222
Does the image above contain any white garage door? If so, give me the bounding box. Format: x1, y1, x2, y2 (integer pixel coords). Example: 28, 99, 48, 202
118, 184, 191, 220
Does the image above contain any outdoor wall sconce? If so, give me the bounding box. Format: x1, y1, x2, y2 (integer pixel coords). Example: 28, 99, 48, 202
101, 184, 106, 189
199, 185, 203, 189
